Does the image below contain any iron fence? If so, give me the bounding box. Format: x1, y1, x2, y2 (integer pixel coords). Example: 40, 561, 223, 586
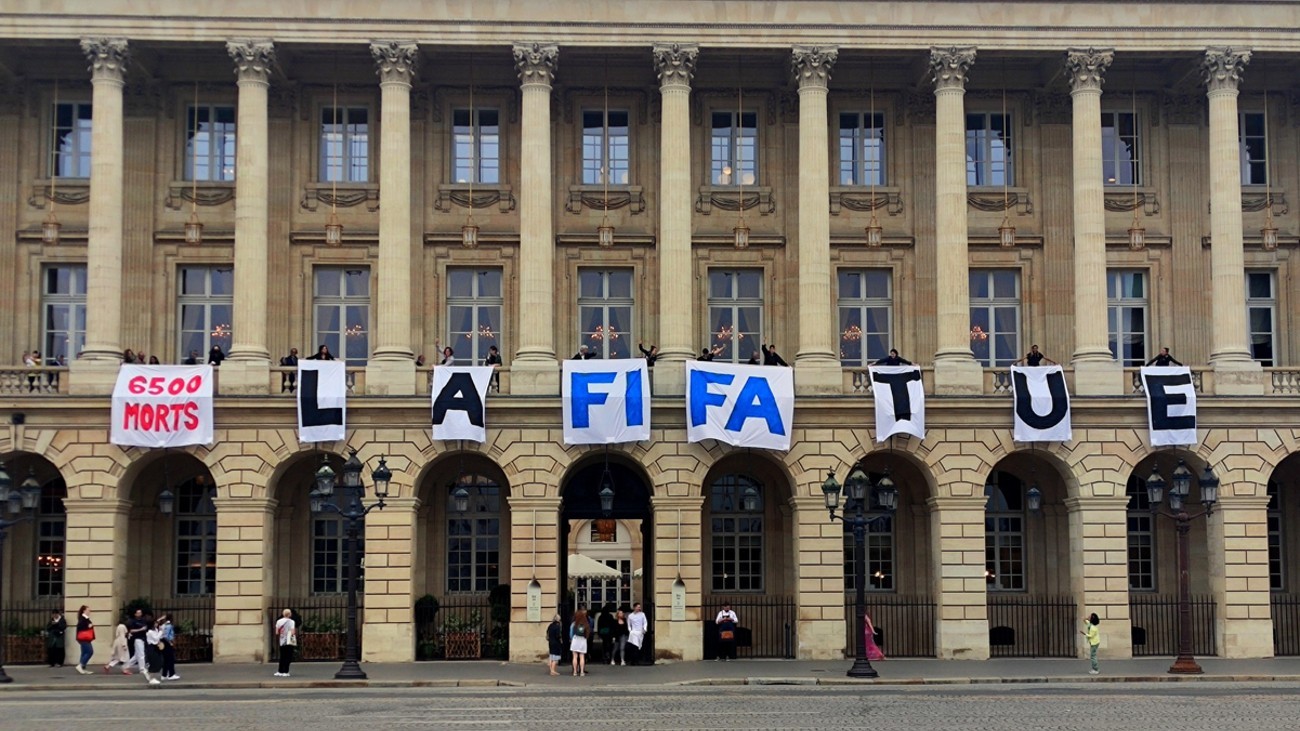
414, 593, 509, 660
267, 595, 359, 662
987, 594, 1078, 657
703, 595, 795, 659
843, 594, 936, 658
1129, 594, 1217, 656
1, 600, 65, 665
1272, 594, 1300, 655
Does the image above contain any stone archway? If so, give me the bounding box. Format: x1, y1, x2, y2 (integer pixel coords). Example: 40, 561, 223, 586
0, 452, 67, 665
1268, 452, 1300, 655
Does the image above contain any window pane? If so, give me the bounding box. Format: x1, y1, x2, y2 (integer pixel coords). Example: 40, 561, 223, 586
448, 269, 474, 298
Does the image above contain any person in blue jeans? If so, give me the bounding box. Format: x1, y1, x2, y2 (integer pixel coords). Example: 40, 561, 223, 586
1082, 613, 1101, 674
74, 605, 95, 675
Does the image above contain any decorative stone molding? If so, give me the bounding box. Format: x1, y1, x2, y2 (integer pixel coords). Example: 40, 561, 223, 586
829, 187, 903, 216
513, 43, 558, 87
430, 85, 520, 124
81, 38, 129, 82
165, 182, 236, 210
28, 181, 90, 208
124, 79, 164, 116
434, 184, 516, 213
1103, 190, 1161, 215
1064, 47, 1114, 93
300, 182, 379, 212
1203, 47, 1251, 92
371, 41, 419, 85
1162, 93, 1204, 125
1242, 191, 1287, 215
968, 189, 1032, 214
226, 40, 276, 84
690, 89, 778, 126
653, 43, 698, 87
791, 45, 837, 90
560, 87, 650, 125
929, 46, 976, 91
565, 185, 645, 214
1031, 91, 1072, 125
904, 90, 936, 124
694, 186, 775, 215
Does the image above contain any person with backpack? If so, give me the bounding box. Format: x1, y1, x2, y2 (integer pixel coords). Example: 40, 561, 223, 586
569, 607, 591, 677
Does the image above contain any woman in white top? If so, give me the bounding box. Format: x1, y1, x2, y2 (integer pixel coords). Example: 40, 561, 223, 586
434, 340, 455, 366
274, 609, 297, 677
143, 621, 165, 685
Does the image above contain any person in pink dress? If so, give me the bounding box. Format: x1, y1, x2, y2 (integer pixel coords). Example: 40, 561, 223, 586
864, 613, 885, 661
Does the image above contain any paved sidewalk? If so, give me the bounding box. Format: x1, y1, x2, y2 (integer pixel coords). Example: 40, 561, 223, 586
6, 656, 1300, 691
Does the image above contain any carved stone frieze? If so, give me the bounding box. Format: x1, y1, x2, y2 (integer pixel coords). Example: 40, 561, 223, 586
791, 45, 837, 90
1241, 191, 1288, 215
690, 89, 776, 126
28, 182, 90, 209
227, 40, 276, 84
1103, 191, 1160, 215
1203, 47, 1251, 92
1064, 47, 1114, 92
565, 186, 645, 214
301, 184, 380, 212
968, 191, 1032, 214
695, 186, 775, 215
165, 183, 236, 210
653, 44, 698, 88
371, 41, 419, 85
829, 188, 903, 216
513, 43, 559, 87
434, 185, 516, 213
430, 85, 520, 124
929, 46, 976, 91
81, 38, 129, 82
560, 87, 650, 125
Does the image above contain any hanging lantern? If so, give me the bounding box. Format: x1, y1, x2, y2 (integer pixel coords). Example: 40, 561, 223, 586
461, 221, 479, 249
324, 211, 344, 246
1262, 202, 1279, 251
998, 216, 1016, 248
41, 210, 61, 245
597, 223, 615, 248
865, 213, 883, 248
1128, 218, 1146, 251
184, 210, 204, 245
733, 222, 750, 249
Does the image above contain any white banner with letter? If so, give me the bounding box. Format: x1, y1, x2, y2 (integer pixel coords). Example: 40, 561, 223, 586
431, 366, 494, 442
110, 365, 214, 448
868, 365, 925, 441
1011, 365, 1072, 442
562, 359, 650, 445
685, 361, 794, 451
297, 361, 347, 443
1141, 366, 1198, 446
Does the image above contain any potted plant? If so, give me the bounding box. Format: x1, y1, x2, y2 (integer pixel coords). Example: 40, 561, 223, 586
172, 619, 210, 663
5, 621, 45, 664
442, 610, 482, 660
297, 614, 345, 660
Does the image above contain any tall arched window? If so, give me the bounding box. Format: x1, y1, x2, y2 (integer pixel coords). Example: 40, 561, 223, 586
984, 471, 1024, 592
710, 474, 764, 592
35, 478, 66, 598
175, 477, 217, 596
447, 474, 501, 593
1127, 473, 1155, 591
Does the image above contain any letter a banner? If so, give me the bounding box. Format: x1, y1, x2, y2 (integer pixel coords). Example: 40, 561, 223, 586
431, 366, 494, 443
110, 365, 214, 448
868, 365, 925, 441
1141, 366, 1198, 446
562, 359, 651, 445
685, 361, 794, 451
1011, 365, 1072, 442
297, 361, 347, 443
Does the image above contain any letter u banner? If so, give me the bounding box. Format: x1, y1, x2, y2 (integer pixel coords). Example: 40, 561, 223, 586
1011, 365, 1072, 442
562, 359, 650, 445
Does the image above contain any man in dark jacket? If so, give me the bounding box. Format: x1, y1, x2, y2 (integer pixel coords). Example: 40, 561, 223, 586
1146, 347, 1183, 367
761, 342, 788, 367
545, 614, 564, 676
874, 349, 913, 366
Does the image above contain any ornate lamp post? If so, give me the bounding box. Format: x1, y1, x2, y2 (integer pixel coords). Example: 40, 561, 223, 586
821, 466, 898, 678
0, 465, 43, 683
309, 451, 391, 680
1145, 458, 1219, 675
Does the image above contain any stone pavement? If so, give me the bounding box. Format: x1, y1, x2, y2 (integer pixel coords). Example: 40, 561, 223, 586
6, 656, 1300, 690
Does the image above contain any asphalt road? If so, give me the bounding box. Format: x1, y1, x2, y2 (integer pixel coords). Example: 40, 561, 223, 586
2, 683, 1298, 730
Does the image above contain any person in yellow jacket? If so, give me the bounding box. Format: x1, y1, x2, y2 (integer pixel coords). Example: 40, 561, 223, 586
1081, 613, 1101, 674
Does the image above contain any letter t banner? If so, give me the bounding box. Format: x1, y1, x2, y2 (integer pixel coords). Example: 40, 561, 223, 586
869, 365, 925, 441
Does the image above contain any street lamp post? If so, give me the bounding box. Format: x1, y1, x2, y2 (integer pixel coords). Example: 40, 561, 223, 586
309, 451, 391, 680
821, 466, 898, 678
0, 465, 43, 683
1145, 458, 1219, 675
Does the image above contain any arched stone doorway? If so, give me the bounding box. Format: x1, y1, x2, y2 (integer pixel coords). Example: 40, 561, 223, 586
559, 453, 653, 664
0, 453, 66, 665
1269, 452, 1300, 655
412, 452, 512, 661
983, 451, 1075, 657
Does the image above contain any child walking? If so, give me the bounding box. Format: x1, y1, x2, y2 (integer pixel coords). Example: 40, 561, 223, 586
1082, 613, 1101, 675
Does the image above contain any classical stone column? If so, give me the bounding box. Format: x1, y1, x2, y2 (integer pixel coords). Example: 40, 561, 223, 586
222, 40, 275, 395
211, 497, 276, 662
366, 41, 418, 395
651, 44, 698, 396
1207, 494, 1273, 657
651, 495, 704, 661
511, 43, 560, 395
929, 494, 990, 659
790, 495, 847, 659
1066, 48, 1123, 396
69, 38, 128, 395
1065, 494, 1134, 658
506, 495, 561, 663
61, 497, 131, 662
929, 47, 983, 395
791, 46, 842, 395
361, 496, 419, 662
1204, 48, 1264, 394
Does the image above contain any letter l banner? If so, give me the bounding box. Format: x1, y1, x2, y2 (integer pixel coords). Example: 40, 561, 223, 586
297, 361, 347, 443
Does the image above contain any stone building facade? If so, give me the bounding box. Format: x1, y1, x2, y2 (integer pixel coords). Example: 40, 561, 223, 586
1, 1, 1300, 664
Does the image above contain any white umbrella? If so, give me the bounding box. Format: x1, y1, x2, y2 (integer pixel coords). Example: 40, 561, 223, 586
567, 553, 622, 579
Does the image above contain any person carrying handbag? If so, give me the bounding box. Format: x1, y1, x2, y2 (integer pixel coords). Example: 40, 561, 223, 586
74, 606, 95, 675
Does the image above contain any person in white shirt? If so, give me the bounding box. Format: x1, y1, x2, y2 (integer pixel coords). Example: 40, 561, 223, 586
143, 621, 164, 685
274, 609, 297, 677
434, 340, 455, 366
715, 602, 739, 661
627, 603, 648, 666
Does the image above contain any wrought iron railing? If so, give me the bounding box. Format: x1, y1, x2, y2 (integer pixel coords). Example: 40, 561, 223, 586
702, 594, 795, 659
843, 594, 936, 658
1129, 593, 1217, 656
1, 600, 65, 665
987, 594, 1078, 657
414, 593, 509, 661
1271, 593, 1300, 655
267, 594, 359, 662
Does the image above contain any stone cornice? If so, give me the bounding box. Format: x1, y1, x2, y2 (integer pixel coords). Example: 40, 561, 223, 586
1064, 47, 1113, 93
227, 39, 276, 84
371, 40, 418, 85
653, 43, 698, 88
80, 37, 129, 83
791, 45, 837, 90
1203, 46, 1251, 93
929, 46, 976, 92
513, 42, 558, 88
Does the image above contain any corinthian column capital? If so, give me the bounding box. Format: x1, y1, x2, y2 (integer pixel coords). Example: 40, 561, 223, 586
1065, 47, 1114, 93
513, 42, 559, 88
791, 45, 837, 90
371, 41, 419, 85
653, 43, 698, 88
80, 38, 130, 83
1203, 47, 1251, 93
929, 46, 976, 92
227, 40, 276, 84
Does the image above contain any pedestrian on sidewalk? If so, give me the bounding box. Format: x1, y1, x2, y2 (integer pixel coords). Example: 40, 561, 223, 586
1082, 613, 1101, 674
143, 619, 165, 685
274, 608, 297, 677
104, 622, 131, 674
44, 609, 67, 667
609, 609, 629, 666
126, 608, 149, 675
545, 613, 564, 676
570, 607, 591, 677
864, 613, 885, 661
73, 606, 95, 675
715, 602, 739, 661
158, 614, 179, 680
627, 603, 648, 666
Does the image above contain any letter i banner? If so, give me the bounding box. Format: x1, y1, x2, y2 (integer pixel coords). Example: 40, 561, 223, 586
868, 365, 925, 441
562, 359, 651, 445
431, 367, 494, 442
1011, 365, 1072, 443
1141, 366, 1197, 446
110, 365, 214, 448
297, 361, 347, 443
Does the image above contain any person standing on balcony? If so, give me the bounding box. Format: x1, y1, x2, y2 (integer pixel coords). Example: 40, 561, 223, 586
182, 350, 200, 366
761, 342, 788, 367
280, 348, 299, 392
207, 345, 225, 367
638, 342, 659, 368
874, 349, 912, 366
307, 344, 334, 361
485, 345, 502, 392
274, 608, 297, 678
572, 345, 597, 360
24, 350, 38, 391
1146, 347, 1183, 367
1013, 345, 1056, 366
435, 340, 455, 366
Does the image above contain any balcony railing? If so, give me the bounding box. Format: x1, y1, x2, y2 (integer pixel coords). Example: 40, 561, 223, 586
0, 367, 67, 396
